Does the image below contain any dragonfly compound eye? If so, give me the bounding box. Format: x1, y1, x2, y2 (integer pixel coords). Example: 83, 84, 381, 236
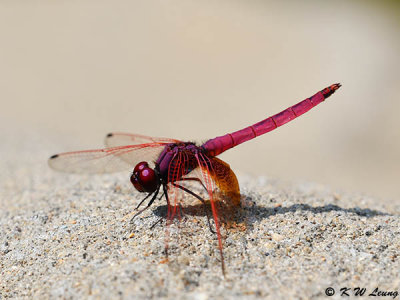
130, 162, 158, 193
138, 167, 158, 193
130, 173, 145, 192
133, 161, 149, 173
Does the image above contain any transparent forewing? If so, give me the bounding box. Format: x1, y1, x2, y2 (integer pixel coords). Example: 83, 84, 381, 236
104, 132, 181, 148
48, 143, 168, 174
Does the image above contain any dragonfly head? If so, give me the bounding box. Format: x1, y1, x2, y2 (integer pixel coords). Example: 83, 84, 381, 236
130, 161, 159, 193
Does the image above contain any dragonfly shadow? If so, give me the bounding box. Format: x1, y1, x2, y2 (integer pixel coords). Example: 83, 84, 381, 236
241, 202, 393, 233
249, 203, 390, 219
151, 201, 392, 227
152, 201, 219, 218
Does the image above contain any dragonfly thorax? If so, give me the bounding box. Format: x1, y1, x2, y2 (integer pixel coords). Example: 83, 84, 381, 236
156, 142, 203, 181
130, 161, 159, 193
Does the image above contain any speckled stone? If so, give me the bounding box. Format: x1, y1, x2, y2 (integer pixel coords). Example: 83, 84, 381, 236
1, 132, 399, 299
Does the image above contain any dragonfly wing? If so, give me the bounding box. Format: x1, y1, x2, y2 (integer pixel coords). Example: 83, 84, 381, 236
208, 157, 241, 206
104, 132, 181, 148
178, 155, 240, 206
48, 143, 168, 174
194, 152, 226, 275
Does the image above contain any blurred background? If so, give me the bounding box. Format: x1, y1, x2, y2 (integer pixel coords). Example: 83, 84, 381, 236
1, 0, 399, 201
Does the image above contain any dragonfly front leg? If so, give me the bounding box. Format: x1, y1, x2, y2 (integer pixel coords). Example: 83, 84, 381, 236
172, 183, 216, 234
130, 184, 161, 223
134, 192, 153, 210
149, 184, 169, 229
162, 183, 170, 206
122, 190, 155, 223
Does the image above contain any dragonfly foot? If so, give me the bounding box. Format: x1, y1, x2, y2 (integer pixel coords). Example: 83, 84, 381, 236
150, 217, 164, 229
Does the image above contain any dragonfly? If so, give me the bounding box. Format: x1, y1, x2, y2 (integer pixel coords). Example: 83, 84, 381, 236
49, 83, 341, 275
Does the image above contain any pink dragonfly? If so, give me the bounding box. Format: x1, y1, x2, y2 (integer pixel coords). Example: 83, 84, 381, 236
49, 83, 341, 275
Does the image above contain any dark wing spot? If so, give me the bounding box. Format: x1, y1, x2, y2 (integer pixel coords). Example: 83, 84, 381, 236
106, 133, 113, 138
49, 154, 59, 159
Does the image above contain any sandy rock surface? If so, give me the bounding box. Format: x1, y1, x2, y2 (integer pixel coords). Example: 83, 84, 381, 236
1, 133, 399, 299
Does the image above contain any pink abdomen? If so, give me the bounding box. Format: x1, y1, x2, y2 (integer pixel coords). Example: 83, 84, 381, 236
202, 83, 341, 156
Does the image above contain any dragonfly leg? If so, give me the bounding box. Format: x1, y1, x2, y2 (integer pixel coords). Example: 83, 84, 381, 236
172, 183, 216, 234
130, 184, 161, 223
162, 183, 170, 259
145, 186, 168, 230
158, 189, 165, 200
121, 193, 152, 222
135, 192, 153, 210
178, 177, 207, 192
150, 217, 164, 229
